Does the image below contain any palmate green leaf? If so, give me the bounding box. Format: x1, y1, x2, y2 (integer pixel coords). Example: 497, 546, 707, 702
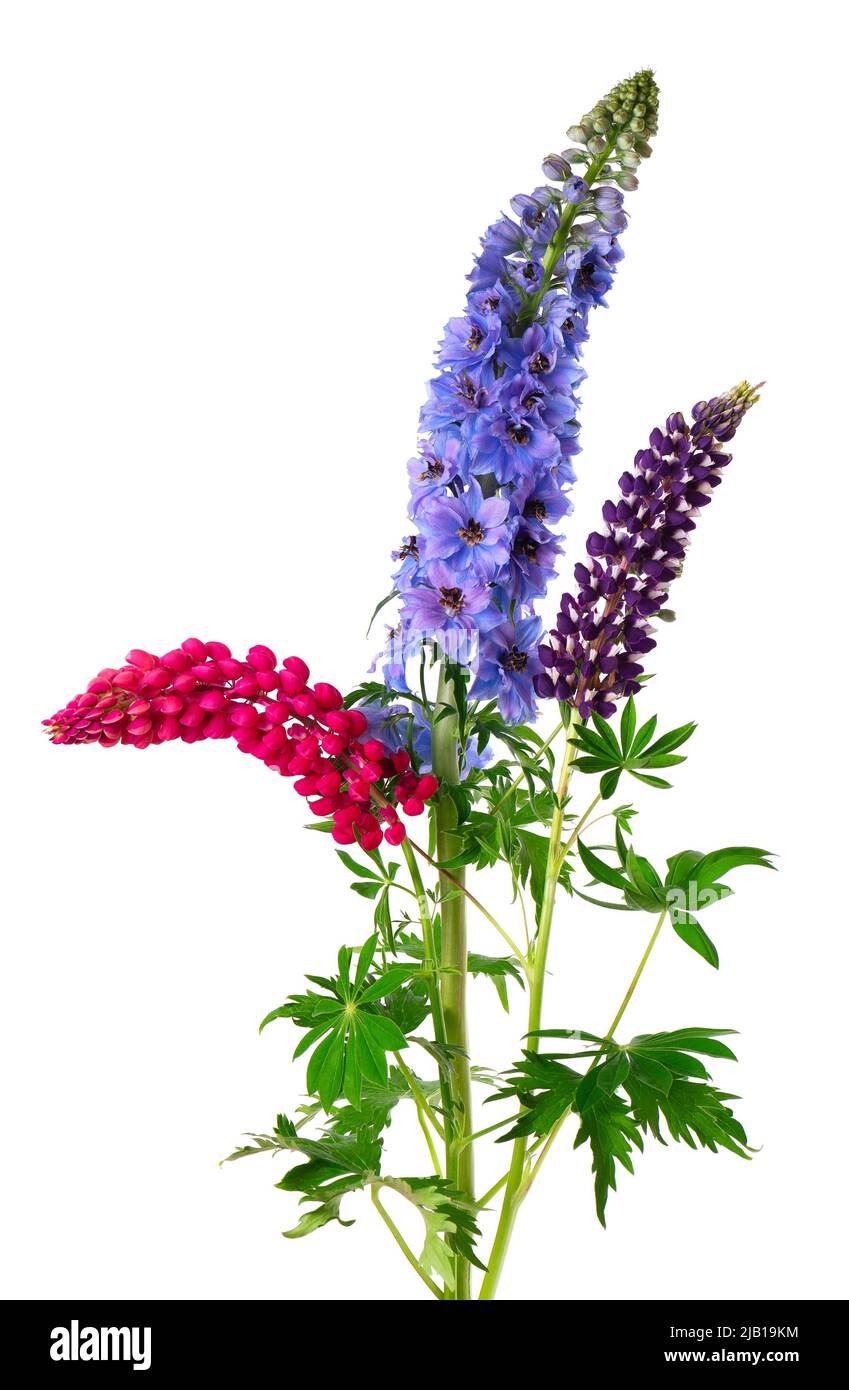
664, 845, 774, 965
259, 938, 415, 1111
497, 1024, 750, 1226
222, 1113, 381, 1178
571, 709, 697, 797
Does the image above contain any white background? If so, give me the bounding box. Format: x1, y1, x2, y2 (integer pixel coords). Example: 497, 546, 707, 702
2, 1, 846, 1302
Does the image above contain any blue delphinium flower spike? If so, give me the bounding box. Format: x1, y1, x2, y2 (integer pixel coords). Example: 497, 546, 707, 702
383, 71, 660, 721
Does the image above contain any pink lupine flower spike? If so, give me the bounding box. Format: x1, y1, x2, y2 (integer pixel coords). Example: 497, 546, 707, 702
45, 639, 439, 850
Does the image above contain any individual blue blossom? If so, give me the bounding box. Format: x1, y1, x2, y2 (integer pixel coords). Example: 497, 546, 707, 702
497, 525, 563, 608
437, 311, 502, 370
405, 438, 463, 514
515, 472, 574, 535
417, 478, 512, 582
401, 561, 493, 643
473, 616, 544, 724
471, 405, 559, 486
563, 174, 589, 204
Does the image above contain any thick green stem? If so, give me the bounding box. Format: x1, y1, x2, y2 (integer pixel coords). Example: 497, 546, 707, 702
479, 710, 582, 1300
431, 664, 474, 1300
400, 838, 454, 1163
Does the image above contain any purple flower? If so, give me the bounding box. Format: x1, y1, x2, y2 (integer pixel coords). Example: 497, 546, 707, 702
473, 616, 544, 724
418, 479, 512, 581
419, 366, 496, 437
535, 383, 762, 719
402, 561, 493, 639
471, 404, 559, 486
437, 310, 502, 370
499, 525, 563, 607
406, 437, 464, 514
563, 174, 589, 205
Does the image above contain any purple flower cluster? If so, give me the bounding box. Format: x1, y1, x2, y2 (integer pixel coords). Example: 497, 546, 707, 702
383, 72, 659, 723
535, 382, 761, 719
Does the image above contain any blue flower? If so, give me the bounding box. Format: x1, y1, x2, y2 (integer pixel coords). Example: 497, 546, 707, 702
471, 405, 559, 486
437, 310, 501, 370
419, 367, 496, 437
401, 561, 493, 642
473, 616, 543, 723
405, 437, 464, 515
417, 478, 512, 582
499, 525, 563, 607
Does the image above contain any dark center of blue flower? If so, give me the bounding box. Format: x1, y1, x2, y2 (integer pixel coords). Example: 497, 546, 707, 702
398, 537, 419, 561
456, 374, 476, 401
529, 352, 551, 374
458, 519, 485, 546
521, 262, 537, 282
503, 645, 528, 673
507, 422, 530, 445
466, 322, 484, 350
419, 459, 444, 482
529, 500, 546, 522
576, 266, 595, 291
438, 586, 465, 614
517, 534, 539, 560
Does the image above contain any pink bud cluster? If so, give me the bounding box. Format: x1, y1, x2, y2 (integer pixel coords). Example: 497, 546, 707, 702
44, 638, 440, 849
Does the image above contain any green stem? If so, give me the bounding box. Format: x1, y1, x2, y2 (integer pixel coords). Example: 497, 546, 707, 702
478, 709, 582, 1300
431, 663, 474, 1300
491, 720, 565, 813
518, 138, 615, 328
408, 835, 527, 967
400, 838, 454, 1165
392, 1051, 445, 1139
476, 1171, 510, 1209
371, 1186, 444, 1300
604, 906, 668, 1041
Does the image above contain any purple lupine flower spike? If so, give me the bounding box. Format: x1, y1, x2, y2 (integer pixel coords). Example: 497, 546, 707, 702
535, 382, 762, 719
381, 72, 660, 721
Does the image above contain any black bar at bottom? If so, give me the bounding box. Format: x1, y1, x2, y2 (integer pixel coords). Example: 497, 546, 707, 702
0, 1298, 841, 1374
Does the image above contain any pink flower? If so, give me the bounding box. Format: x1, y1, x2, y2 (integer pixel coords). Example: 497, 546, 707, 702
45, 638, 440, 849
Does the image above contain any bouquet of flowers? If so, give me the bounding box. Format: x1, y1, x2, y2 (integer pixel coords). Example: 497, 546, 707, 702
45, 70, 773, 1301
